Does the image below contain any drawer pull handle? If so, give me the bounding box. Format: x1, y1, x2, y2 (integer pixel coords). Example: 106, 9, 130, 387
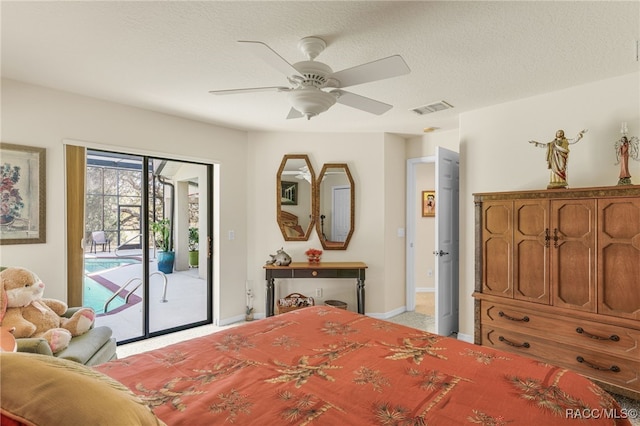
498, 336, 530, 348
576, 356, 620, 373
498, 311, 529, 322
311, 271, 318, 277
575, 327, 620, 342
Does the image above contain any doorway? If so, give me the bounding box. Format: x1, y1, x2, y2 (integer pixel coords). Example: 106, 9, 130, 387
331, 185, 351, 242
406, 147, 460, 336
83, 150, 213, 344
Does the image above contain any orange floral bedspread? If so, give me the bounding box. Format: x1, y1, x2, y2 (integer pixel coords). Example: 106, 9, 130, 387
95, 306, 631, 425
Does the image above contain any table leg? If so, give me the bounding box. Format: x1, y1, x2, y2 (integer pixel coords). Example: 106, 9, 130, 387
357, 278, 365, 314
266, 277, 275, 317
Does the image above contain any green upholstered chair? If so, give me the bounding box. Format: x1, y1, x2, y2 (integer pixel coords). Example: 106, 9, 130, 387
15, 307, 117, 366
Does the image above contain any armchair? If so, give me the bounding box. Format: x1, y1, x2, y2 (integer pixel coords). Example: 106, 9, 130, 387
90, 231, 111, 253
15, 307, 117, 366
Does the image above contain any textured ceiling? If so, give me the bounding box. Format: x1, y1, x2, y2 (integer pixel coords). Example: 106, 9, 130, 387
2, 1, 639, 135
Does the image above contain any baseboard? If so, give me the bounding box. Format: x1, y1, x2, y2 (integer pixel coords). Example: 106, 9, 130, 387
456, 332, 473, 343
416, 287, 435, 293
366, 306, 406, 320
217, 314, 246, 326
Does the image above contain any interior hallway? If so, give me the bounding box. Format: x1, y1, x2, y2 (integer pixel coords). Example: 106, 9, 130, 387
415, 291, 435, 317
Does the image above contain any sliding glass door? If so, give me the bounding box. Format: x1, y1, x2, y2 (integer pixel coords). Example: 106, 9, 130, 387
83, 150, 212, 344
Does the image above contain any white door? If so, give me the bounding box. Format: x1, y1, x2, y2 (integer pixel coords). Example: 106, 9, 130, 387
331, 185, 351, 242
405, 148, 459, 336
434, 146, 459, 336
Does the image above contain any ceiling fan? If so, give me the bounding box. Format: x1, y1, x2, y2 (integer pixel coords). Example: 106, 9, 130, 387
282, 165, 342, 182
209, 37, 411, 120
282, 165, 313, 182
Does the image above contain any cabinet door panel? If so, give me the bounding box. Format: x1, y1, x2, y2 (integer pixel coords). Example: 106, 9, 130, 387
514, 201, 549, 303
482, 202, 512, 296
551, 200, 596, 311
598, 197, 640, 320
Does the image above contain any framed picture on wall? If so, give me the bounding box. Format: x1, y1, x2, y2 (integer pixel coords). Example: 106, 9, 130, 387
0, 142, 46, 244
422, 190, 435, 217
281, 181, 298, 205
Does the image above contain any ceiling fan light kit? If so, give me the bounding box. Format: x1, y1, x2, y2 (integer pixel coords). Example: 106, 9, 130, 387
210, 36, 411, 120
288, 88, 337, 120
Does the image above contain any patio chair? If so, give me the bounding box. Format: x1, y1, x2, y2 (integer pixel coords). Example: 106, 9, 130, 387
91, 231, 111, 253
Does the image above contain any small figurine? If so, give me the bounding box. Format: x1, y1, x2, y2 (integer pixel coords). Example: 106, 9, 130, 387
614, 122, 639, 186
265, 247, 292, 266
529, 129, 587, 189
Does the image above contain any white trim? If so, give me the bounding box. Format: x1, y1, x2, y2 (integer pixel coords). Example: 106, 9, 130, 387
456, 333, 473, 343
416, 287, 435, 293
217, 314, 246, 326
365, 306, 407, 320
406, 156, 435, 312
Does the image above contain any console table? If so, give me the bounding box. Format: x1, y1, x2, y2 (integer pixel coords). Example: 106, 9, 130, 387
264, 262, 367, 317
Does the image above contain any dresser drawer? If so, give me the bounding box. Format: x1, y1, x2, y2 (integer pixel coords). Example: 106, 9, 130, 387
292, 269, 338, 279
480, 301, 640, 359
482, 326, 640, 392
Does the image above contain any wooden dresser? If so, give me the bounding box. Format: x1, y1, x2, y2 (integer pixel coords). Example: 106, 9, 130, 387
473, 186, 640, 399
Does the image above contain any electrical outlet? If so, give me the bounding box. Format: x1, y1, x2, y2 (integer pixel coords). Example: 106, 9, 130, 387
315, 288, 323, 297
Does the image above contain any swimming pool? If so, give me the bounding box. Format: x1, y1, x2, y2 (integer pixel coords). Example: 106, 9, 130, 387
83, 258, 141, 314
84, 258, 139, 273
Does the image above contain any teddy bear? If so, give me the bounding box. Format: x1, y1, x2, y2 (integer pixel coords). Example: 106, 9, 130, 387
0, 266, 95, 354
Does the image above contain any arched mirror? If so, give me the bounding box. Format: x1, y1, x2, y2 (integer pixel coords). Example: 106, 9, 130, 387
316, 163, 354, 250
277, 154, 315, 241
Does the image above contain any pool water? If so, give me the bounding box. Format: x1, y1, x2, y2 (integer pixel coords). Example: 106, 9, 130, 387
83, 276, 125, 314
84, 258, 138, 273
83, 258, 140, 314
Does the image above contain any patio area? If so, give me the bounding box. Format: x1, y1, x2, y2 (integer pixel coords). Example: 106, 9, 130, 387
84, 249, 209, 343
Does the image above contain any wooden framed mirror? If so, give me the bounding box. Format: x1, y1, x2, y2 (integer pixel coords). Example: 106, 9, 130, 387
316, 163, 354, 250
276, 154, 315, 241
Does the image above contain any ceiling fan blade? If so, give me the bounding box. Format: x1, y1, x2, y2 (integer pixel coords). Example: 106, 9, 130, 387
286, 108, 303, 119
332, 90, 392, 115
238, 40, 304, 78
331, 55, 410, 88
209, 86, 290, 95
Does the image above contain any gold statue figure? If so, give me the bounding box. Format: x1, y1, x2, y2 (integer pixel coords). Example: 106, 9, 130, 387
529, 129, 587, 189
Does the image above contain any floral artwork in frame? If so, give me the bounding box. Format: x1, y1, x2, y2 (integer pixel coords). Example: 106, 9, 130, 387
0, 143, 46, 244
281, 181, 298, 206
422, 190, 435, 217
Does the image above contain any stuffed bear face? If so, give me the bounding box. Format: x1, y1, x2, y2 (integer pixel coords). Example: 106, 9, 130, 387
1, 268, 45, 308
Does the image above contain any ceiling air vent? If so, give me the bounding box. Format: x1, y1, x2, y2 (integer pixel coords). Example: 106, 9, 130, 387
410, 100, 453, 115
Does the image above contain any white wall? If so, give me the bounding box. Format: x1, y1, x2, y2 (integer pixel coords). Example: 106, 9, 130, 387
458, 72, 640, 338
0, 79, 249, 321
247, 132, 406, 316
407, 130, 460, 159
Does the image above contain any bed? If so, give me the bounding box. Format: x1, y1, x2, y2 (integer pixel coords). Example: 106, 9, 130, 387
2, 307, 631, 425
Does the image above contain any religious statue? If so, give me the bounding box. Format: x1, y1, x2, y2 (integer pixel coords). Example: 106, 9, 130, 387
529, 129, 587, 189
614, 122, 639, 185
